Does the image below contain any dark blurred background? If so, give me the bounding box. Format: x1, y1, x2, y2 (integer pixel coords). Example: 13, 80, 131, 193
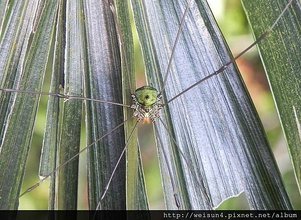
19, 0, 300, 210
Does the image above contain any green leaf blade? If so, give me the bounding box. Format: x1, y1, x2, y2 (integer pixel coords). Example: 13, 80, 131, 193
242, 0, 301, 197
0, 1, 40, 138
0, 0, 9, 34
115, 0, 149, 210
38, 0, 64, 210
132, 0, 292, 210
56, 0, 84, 210
83, 0, 127, 210
0, 0, 58, 209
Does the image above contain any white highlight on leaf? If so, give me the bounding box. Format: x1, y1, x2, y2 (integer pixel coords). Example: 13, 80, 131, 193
293, 105, 301, 141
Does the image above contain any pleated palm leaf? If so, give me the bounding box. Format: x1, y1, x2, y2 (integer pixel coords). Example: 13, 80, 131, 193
0, 0, 299, 210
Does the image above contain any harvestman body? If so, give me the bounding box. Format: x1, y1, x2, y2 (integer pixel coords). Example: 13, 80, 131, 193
131, 86, 163, 122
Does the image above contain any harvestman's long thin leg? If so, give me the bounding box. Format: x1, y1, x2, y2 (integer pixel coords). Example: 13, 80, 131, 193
19, 118, 131, 197
94, 120, 139, 210
157, 117, 213, 208
166, 0, 294, 104
158, 0, 193, 96
0, 88, 131, 108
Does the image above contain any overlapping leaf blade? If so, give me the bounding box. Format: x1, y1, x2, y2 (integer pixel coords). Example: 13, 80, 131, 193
132, 0, 292, 210
38, 0, 64, 210
0, 0, 41, 139
55, 0, 84, 209
114, 0, 149, 210
0, 0, 9, 33
242, 0, 301, 195
82, 0, 131, 209
0, 0, 58, 209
